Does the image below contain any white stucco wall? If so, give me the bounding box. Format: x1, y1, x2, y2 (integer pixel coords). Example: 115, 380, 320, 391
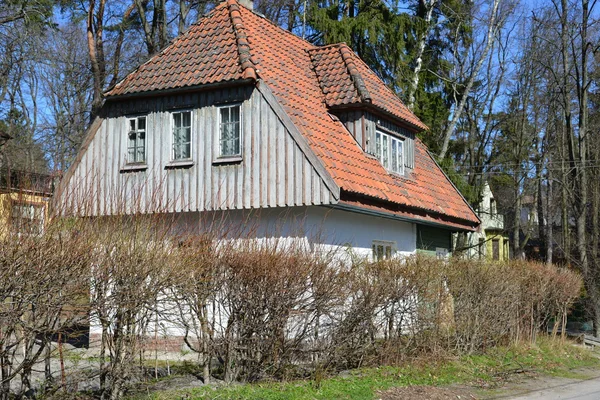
89, 206, 417, 339
173, 205, 417, 259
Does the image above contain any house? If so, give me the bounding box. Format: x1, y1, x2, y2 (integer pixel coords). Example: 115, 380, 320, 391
0, 168, 53, 238
458, 182, 508, 260
55, 0, 479, 260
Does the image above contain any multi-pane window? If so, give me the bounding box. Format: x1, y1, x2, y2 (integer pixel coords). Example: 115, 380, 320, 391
172, 111, 192, 160
127, 116, 146, 163
219, 105, 241, 157
372, 240, 396, 261
375, 130, 404, 174
11, 202, 45, 235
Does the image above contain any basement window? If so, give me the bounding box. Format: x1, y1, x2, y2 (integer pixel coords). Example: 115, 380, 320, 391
372, 240, 396, 261
375, 130, 404, 175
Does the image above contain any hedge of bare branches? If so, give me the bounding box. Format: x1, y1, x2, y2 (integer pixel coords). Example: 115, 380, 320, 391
0, 216, 583, 399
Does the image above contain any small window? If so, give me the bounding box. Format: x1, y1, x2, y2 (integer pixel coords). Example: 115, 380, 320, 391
490, 198, 496, 216
127, 116, 146, 164
375, 130, 404, 175
219, 104, 241, 157
172, 111, 192, 160
11, 202, 45, 235
372, 240, 396, 261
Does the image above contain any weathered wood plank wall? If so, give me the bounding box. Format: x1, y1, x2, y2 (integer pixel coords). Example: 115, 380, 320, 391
61, 85, 337, 216
337, 110, 416, 172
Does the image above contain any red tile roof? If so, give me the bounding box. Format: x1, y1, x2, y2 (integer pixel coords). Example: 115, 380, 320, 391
105, 0, 479, 230
309, 44, 428, 131
106, 3, 249, 96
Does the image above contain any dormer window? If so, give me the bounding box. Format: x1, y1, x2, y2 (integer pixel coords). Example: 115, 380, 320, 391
375, 130, 404, 175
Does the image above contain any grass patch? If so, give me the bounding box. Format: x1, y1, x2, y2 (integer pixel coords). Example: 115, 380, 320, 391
129, 337, 600, 400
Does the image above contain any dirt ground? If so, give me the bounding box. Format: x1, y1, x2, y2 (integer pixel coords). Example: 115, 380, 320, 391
378, 385, 478, 400
376, 367, 600, 400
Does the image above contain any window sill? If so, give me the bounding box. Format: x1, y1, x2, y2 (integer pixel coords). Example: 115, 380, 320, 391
212, 156, 243, 165
165, 160, 195, 170
389, 170, 406, 178
389, 170, 413, 181
120, 163, 148, 173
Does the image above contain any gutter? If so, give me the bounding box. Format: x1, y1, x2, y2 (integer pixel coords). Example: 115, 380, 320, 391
325, 202, 477, 232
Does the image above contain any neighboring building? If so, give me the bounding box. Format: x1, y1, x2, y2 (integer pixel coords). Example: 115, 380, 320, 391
458, 182, 508, 260
0, 169, 53, 238
55, 0, 479, 260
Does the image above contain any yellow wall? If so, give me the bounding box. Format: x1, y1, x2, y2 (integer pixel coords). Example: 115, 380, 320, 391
0, 192, 49, 239
485, 231, 509, 261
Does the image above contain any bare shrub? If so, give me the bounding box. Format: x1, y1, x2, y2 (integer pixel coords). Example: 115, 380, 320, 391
216, 239, 336, 382
169, 233, 220, 384
326, 255, 451, 367
1, 200, 583, 398
513, 261, 582, 342
323, 256, 582, 367
170, 235, 347, 383
85, 216, 179, 400
445, 259, 582, 353
0, 221, 93, 399
446, 260, 521, 352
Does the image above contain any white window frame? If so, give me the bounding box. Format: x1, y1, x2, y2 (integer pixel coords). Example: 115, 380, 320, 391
372, 240, 397, 261
375, 130, 404, 175
127, 116, 147, 164
170, 110, 193, 161
218, 103, 242, 158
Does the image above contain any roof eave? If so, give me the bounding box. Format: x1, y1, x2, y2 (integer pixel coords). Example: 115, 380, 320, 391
328, 103, 428, 134
338, 191, 479, 232
103, 79, 256, 101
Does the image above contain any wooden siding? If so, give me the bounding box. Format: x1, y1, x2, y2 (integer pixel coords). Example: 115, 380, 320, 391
337, 111, 415, 172
59, 85, 338, 216
416, 225, 451, 252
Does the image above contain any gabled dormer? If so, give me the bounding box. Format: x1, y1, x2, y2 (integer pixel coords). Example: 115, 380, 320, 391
308, 43, 424, 177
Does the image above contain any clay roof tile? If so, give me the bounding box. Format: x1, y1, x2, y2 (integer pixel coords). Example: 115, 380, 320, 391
104, 0, 478, 229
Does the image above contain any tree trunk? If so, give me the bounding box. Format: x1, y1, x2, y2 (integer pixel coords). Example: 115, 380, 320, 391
513, 188, 522, 259
438, 0, 502, 159
546, 169, 553, 264
407, 0, 436, 111
87, 0, 107, 121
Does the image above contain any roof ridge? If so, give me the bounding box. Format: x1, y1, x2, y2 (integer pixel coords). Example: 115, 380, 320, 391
310, 43, 343, 50
338, 44, 371, 104
192, 1, 228, 25
226, 0, 257, 80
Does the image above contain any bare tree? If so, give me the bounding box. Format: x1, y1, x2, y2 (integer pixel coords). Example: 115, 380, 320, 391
438, 0, 515, 159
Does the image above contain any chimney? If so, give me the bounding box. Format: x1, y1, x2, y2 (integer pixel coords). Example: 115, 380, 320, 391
239, 0, 253, 10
